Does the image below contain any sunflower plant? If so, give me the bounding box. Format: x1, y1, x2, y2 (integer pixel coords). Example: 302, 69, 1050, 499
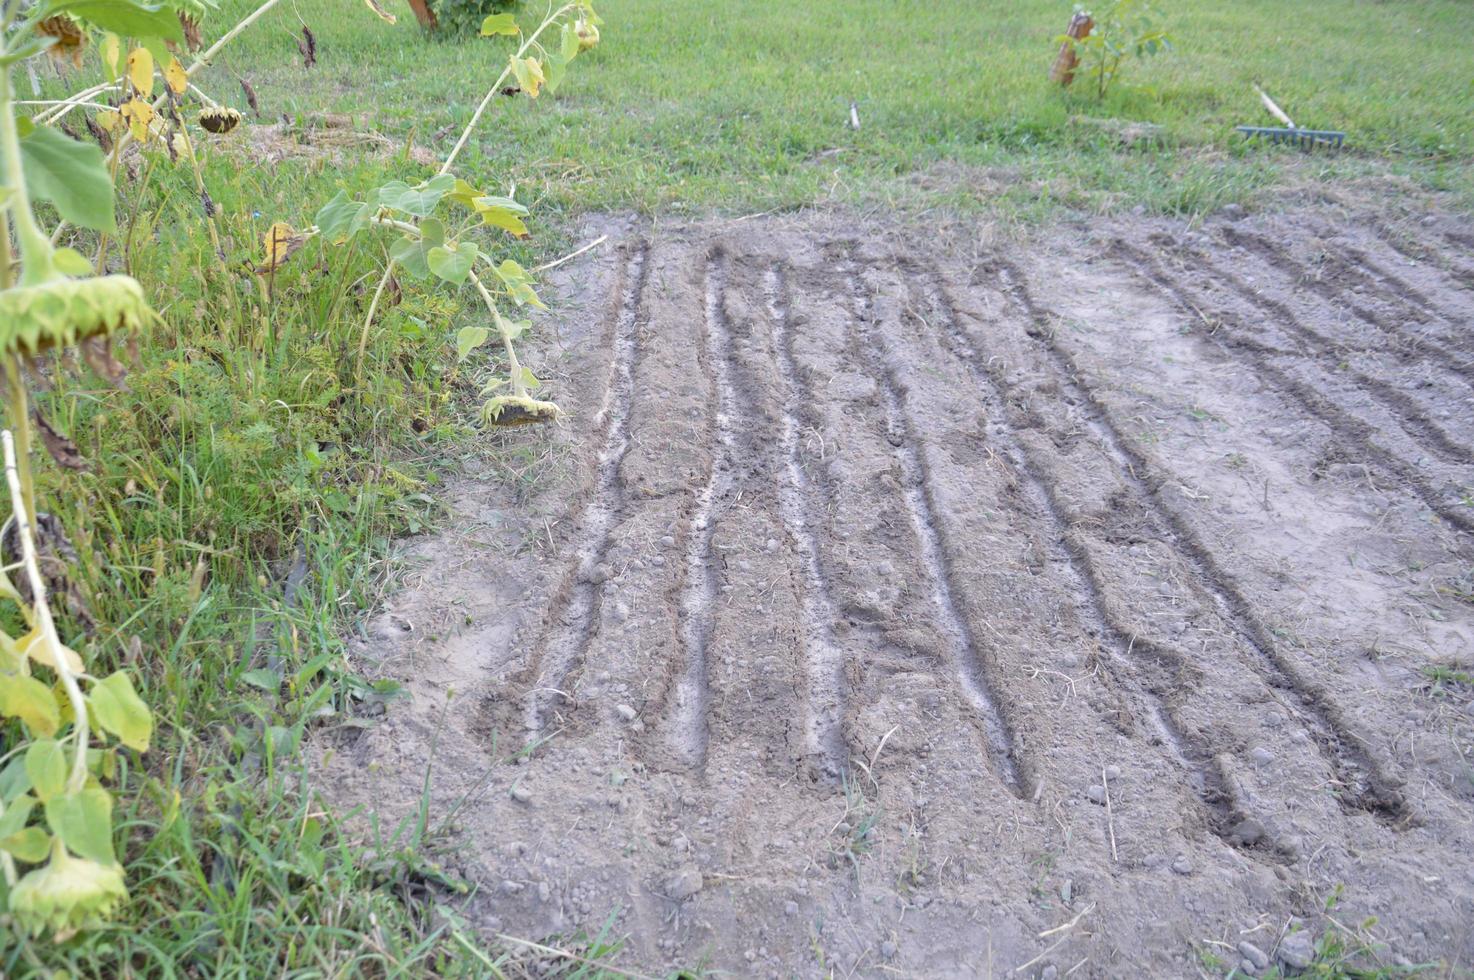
301, 0, 602, 426
0, 0, 244, 941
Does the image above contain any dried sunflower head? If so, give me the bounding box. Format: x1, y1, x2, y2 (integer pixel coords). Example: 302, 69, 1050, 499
198, 106, 242, 134
37, 15, 87, 69
178, 12, 203, 50
171, 0, 212, 47
9, 841, 128, 937
483, 395, 560, 427
0, 275, 155, 356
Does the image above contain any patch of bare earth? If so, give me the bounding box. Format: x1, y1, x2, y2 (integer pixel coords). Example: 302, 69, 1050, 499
313, 206, 1474, 977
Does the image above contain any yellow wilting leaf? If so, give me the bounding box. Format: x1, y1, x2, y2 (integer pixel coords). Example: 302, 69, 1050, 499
478, 205, 529, 238
16, 629, 85, 676
164, 56, 188, 95
100, 33, 121, 78
96, 108, 122, 134
0, 674, 60, 736
512, 57, 544, 98
88, 671, 153, 752
447, 178, 482, 209
119, 97, 154, 143
0, 630, 26, 673
362, 0, 397, 23
126, 47, 153, 97
257, 221, 307, 274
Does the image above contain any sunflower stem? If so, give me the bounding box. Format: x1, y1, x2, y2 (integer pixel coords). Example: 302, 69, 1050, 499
4, 358, 36, 522
3, 429, 89, 793
0, 66, 59, 286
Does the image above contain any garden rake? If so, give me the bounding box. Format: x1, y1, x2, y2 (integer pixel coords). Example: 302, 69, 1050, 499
1236, 84, 1345, 150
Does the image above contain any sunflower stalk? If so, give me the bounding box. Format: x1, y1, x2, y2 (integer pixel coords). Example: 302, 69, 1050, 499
354, 0, 582, 384
1, 62, 45, 517
3, 430, 90, 793
469, 267, 526, 398
0, 65, 64, 286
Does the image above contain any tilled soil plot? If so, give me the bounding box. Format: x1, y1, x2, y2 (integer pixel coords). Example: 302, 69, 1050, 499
317, 207, 1474, 977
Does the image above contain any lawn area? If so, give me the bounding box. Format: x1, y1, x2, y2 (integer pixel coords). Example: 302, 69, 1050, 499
1, 0, 1471, 976
210, 0, 1474, 219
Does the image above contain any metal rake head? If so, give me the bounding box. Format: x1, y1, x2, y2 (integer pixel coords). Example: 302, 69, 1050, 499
1236, 125, 1345, 150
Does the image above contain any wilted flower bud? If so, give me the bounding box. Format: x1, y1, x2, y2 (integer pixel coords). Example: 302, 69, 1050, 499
575, 16, 599, 51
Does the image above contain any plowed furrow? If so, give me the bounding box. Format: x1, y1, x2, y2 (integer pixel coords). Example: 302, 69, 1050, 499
1114, 240, 1474, 539
662, 250, 740, 769
994, 255, 1413, 824
1339, 242, 1471, 324
764, 263, 848, 777
1161, 244, 1473, 464
1366, 222, 1474, 292
523, 242, 650, 734
1221, 227, 1474, 378
907, 268, 1261, 851
842, 259, 1026, 798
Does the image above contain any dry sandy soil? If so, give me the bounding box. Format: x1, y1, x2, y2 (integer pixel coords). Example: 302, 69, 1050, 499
314, 201, 1474, 978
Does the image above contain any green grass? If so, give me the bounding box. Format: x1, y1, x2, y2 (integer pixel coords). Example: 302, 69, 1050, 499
3, 0, 1473, 975
2, 30, 585, 977
0, 146, 535, 971
1198, 889, 1439, 980
1420, 664, 1474, 695
203, 0, 1474, 220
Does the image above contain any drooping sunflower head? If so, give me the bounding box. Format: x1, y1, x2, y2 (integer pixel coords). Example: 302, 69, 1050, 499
0, 275, 156, 356
198, 106, 242, 134
169, 0, 214, 49
483, 395, 561, 427
36, 15, 87, 69
8, 841, 128, 937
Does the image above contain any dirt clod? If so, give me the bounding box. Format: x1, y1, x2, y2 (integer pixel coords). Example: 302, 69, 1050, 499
665, 866, 704, 901
1239, 940, 1270, 970
1277, 930, 1316, 970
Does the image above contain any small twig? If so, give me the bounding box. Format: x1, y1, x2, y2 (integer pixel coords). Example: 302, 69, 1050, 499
449, 930, 507, 976
1102, 766, 1118, 862
34, 79, 122, 125
532, 234, 608, 273
13, 99, 115, 112
493, 933, 661, 980
1038, 901, 1096, 939
868, 723, 900, 775
1014, 936, 1068, 974
1026, 664, 1080, 700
